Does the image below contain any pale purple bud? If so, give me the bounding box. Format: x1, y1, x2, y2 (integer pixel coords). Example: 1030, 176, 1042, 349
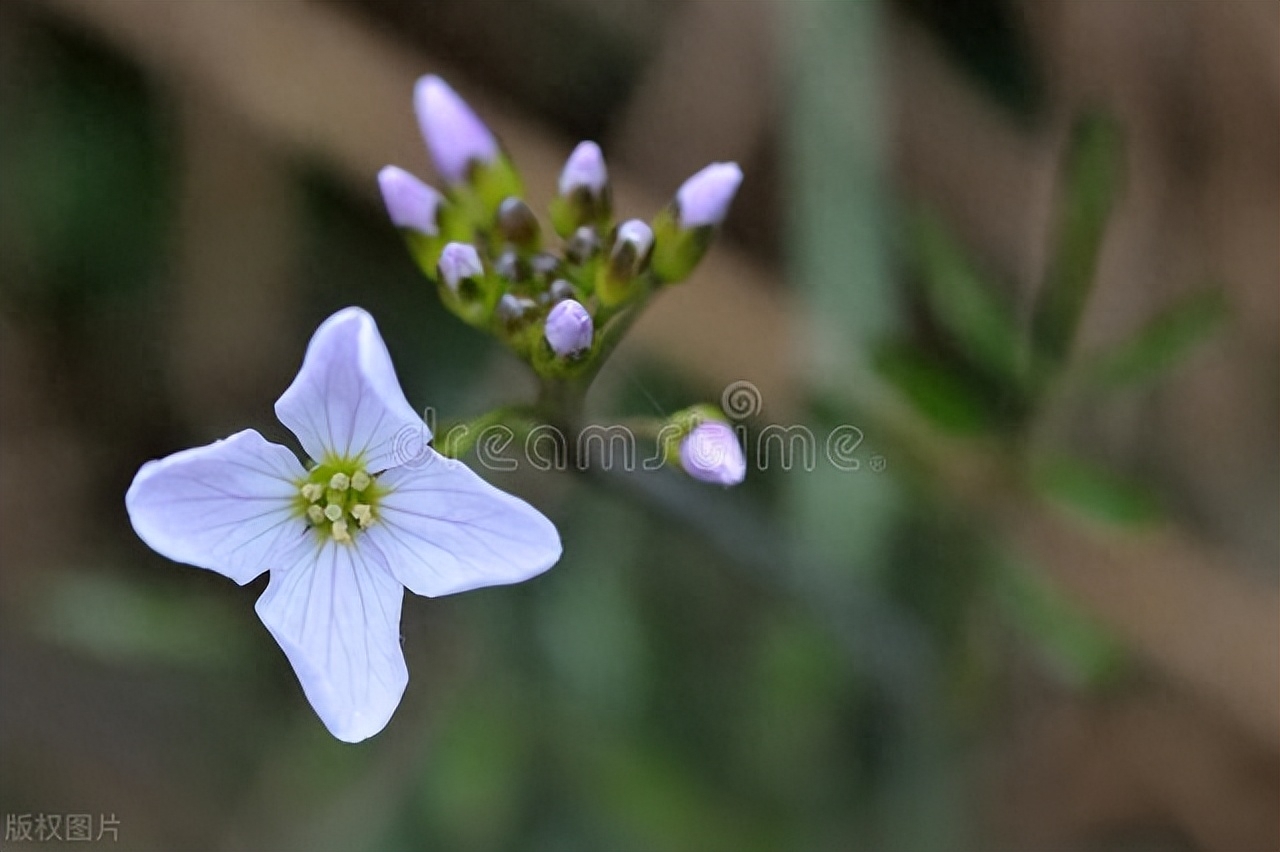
558, 141, 608, 197
675, 162, 743, 228
616, 219, 654, 256
679, 421, 746, 486
437, 242, 483, 290
377, 166, 443, 235
414, 75, 500, 184
544, 299, 593, 357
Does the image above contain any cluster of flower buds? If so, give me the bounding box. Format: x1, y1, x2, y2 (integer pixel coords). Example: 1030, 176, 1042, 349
379, 75, 746, 485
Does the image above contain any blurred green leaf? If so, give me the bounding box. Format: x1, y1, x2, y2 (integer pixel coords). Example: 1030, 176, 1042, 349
584, 734, 782, 852
1031, 456, 1162, 527
872, 341, 992, 435
418, 690, 528, 852
30, 570, 253, 670
993, 560, 1127, 688
1031, 112, 1124, 373
1086, 289, 1228, 389
536, 494, 649, 718
0, 23, 170, 309
908, 211, 1023, 385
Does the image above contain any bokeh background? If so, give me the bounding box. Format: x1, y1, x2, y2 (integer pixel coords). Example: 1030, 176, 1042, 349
1, 1, 1276, 850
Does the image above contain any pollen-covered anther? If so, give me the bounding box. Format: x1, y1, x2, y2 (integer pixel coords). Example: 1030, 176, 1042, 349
352, 504, 374, 529
300, 483, 324, 502
331, 519, 351, 543
307, 505, 326, 525
329, 472, 351, 491
350, 470, 371, 491
323, 503, 344, 522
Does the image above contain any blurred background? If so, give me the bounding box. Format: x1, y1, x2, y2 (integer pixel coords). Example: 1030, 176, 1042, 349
1, 1, 1276, 850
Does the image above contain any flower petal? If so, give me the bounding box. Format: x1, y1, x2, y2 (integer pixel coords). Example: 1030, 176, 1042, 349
362, 450, 562, 597
255, 541, 408, 743
275, 307, 430, 472
125, 429, 309, 585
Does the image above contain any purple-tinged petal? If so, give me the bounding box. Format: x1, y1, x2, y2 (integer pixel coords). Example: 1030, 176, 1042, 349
414, 75, 499, 184
125, 429, 310, 585
255, 540, 407, 743
544, 299, 593, 357
275, 307, 430, 472
675, 162, 742, 228
437, 242, 483, 291
558, 141, 608, 196
377, 166, 443, 235
361, 449, 562, 597
680, 421, 746, 486
616, 219, 654, 256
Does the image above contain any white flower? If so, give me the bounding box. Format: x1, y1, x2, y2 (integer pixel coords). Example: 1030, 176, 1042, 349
125, 307, 562, 742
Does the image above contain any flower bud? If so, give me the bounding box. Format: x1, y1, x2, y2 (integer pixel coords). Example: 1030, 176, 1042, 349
597, 219, 654, 306
437, 242, 484, 292
550, 141, 612, 237
492, 249, 526, 284
565, 226, 601, 264
651, 163, 743, 284
548, 279, 577, 303
544, 299, 594, 357
495, 196, 540, 249
675, 162, 742, 228
679, 420, 746, 486
496, 293, 537, 329
558, 141, 608, 197
529, 252, 560, 279
414, 75, 500, 184
377, 166, 443, 235
612, 220, 653, 271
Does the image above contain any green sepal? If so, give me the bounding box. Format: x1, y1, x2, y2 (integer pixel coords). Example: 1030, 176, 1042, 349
529, 326, 597, 381
658, 404, 727, 465
650, 207, 713, 284
447, 155, 525, 235
407, 228, 456, 281
437, 271, 504, 330
549, 186, 612, 239
595, 238, 651, 308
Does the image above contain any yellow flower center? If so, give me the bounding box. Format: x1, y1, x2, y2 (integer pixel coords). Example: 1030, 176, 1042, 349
296, 459, 381, 544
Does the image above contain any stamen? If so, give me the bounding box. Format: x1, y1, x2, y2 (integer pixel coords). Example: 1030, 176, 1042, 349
329, 472, 351, 491
332, 519, 351, 543
300, 483, 324, 502
352, 504, 373, 529
350, 470, 371, 491
323, 503, 344, 522
306, 505, 326, 525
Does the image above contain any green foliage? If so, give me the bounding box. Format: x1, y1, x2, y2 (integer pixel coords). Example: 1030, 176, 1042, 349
0, 21, 171, 312
993, 560, 1127, 688
908, 211, 1023, 385
1031, 112, 1124, 373
31, 570, 254, 670
417, 690, 530, 851
872, 341, 994, 435
1087, 289, 1229, 389
1032, 456, 1163, 527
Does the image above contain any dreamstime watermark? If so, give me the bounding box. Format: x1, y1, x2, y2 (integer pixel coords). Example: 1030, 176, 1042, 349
391, 381, 886, 474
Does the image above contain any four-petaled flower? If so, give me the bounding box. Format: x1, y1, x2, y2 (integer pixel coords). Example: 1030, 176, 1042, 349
126, 307, 562, 742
